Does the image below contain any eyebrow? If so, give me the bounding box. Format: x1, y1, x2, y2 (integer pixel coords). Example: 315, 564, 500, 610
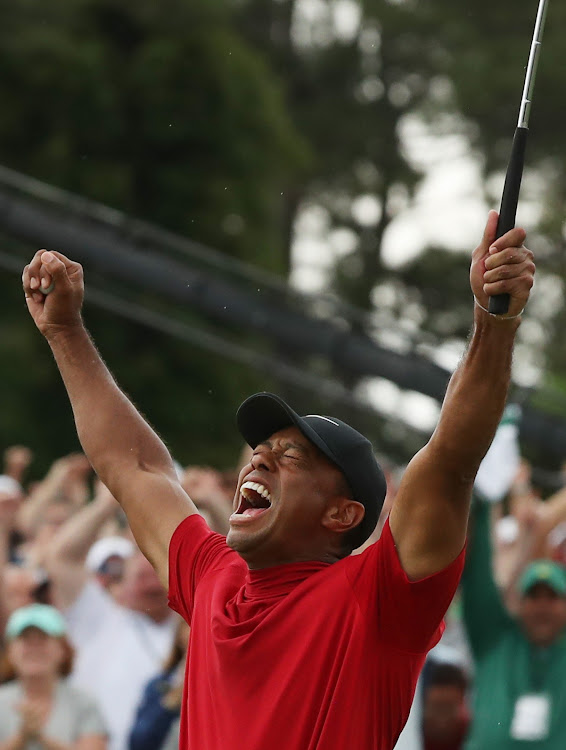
257, 439, 310, 454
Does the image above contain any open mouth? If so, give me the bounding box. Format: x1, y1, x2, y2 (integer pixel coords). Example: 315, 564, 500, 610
233, 481, 272, 519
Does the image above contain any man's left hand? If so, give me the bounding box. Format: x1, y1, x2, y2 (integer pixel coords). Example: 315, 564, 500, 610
470, 210, 535, 318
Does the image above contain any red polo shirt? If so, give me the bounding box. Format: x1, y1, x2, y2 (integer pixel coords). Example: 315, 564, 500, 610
168, 516, 464, 750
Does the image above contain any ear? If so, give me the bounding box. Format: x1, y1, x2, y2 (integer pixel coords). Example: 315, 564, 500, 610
321, 497, 365, 534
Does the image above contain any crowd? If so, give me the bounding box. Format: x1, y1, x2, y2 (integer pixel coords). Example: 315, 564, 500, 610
1, 409, 566, 750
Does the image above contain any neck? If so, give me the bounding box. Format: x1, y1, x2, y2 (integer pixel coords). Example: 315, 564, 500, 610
245, 551, 340, 570
238, 539, 344, 570
21, 673, 57, 698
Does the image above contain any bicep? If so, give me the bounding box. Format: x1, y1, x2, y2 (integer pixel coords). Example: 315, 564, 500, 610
389, 444, 472, 580
111, 470, 200, 587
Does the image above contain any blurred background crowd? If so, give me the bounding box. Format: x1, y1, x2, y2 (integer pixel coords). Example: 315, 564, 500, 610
2, 0, 566, 748
2, 411, 566, 749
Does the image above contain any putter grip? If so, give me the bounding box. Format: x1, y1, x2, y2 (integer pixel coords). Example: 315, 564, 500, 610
488, 127, 529, 315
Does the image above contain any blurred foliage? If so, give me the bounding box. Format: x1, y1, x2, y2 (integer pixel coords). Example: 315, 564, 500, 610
0, 0, 306, 472
1, 0, 566, 474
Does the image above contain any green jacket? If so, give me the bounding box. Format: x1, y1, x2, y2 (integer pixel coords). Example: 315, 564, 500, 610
462, 501, 566, 749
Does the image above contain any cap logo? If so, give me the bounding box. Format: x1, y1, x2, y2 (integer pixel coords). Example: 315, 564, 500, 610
305, 415, 340, 427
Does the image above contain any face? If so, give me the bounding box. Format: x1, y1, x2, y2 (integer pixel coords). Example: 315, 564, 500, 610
422, 685, 466, 742
227, 426, 360, 568
121, 553, 170, 622
8, 627, 65, 679
519, 583, 566, 646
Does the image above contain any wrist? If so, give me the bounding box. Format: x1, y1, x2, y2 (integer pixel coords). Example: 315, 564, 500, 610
44, 319, 85, 345
473, 300, 522, 332
474, 297, 524, 322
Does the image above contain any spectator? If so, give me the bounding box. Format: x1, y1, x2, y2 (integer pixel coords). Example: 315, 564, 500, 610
2, 446, 33, 486
0, 603, 107, 749
129, 619, 190, 750
462, 497, 566, 747
422, 661, 470, 750
44, 484, 177, 750
85, 535, 135, 598
0, 485, 29, 635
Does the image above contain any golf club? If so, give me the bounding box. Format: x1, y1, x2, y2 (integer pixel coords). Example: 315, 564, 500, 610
489, 0, 550, 315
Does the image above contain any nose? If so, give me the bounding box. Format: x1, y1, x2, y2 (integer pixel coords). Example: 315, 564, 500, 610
251, 449, 275, 472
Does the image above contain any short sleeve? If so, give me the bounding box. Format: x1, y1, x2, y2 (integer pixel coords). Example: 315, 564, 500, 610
345, 519, 465, 653
168, 514, 240, 623
73, 687, 109, 737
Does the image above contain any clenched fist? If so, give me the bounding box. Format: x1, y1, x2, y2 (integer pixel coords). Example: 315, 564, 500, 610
22, 250, 84, 338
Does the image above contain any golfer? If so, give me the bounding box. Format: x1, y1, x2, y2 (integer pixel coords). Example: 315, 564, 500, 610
22, 211, 534, 750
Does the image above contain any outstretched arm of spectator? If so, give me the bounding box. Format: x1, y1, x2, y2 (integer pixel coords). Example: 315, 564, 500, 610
23, 251, 199, 587
44, 484, 122, 611
181, 467, 232, 535
502, 484, 566, 611
533, 484, 566, 548
461, 499, 514, 660
389, 212, 534, 580
0, 510, 11, 635
0, 492, 23, 633
18, 454, 90, 537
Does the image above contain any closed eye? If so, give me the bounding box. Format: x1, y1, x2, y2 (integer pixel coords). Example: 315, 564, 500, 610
283, 452, 306, 464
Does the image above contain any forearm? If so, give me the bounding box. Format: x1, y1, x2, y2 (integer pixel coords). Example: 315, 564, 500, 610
462, 500, 511, 655
49, 496, 116, 564
19, 472, 65, 535
430, 307, 520, 478
46, 324, 176, 493
540, 486, 566, 535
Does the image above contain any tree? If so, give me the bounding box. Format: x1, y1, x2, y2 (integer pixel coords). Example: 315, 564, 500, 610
0, 0, 308, 470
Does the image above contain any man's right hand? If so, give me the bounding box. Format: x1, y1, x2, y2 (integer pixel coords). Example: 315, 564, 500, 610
22, 249, 84, 338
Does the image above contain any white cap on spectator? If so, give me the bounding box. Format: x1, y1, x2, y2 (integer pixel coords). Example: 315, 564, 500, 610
0, 475, 23, 497
86, 536, 135, 572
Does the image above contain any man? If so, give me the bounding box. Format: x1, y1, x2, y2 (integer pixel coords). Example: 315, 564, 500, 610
43, 481, 176, 750
422, 661, 470, 750
462, 495, 566, 748
21, 210, 534, 749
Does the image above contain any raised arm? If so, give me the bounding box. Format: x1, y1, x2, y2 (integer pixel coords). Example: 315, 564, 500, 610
18, 454, 90, 537
22, 250, 199, 586
389, 211, 535, 580
462, 499, 514, 660
44, 483, 122, 610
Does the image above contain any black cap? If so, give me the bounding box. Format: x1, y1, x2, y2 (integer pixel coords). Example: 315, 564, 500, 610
236, 392, 387, 548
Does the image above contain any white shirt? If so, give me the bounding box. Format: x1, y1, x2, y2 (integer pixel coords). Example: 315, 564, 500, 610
66, 580, 176, 750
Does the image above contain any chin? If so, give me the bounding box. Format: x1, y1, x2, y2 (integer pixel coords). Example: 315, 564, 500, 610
226, 527, 254, 554
226, 526, 271, 562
